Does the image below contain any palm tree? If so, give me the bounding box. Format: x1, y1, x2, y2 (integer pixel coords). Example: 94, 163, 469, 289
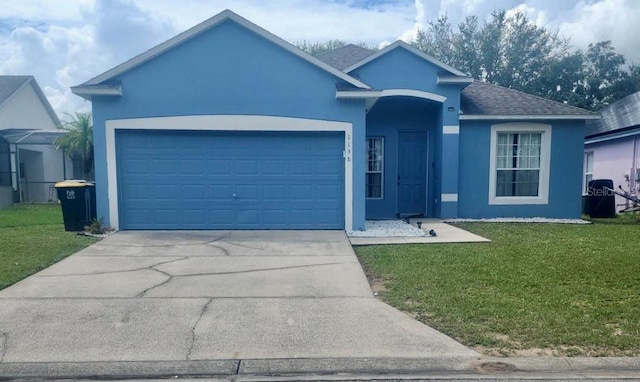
55, 112, 94, 180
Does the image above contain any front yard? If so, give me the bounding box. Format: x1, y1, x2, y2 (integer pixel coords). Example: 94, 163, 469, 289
355, 217, 640, 356
0, 204, 98, 290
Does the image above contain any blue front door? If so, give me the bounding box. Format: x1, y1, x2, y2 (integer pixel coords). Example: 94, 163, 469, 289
397, 131, 428, 216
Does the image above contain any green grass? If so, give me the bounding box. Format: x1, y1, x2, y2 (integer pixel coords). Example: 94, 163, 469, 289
0, 204, 98, 290
355, 217, 640, 356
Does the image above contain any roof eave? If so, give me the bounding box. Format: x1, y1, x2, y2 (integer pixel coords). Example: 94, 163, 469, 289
586, 126, 640, 144
437, 75, 474, 85
460, 114, 601, 121
74, 10, 370, 93
71, 84, 123, 100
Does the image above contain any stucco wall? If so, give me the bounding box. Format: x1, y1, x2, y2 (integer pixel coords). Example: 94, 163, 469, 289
365, 98, 439, 219
0, 83, 58, 129
90, 19, 367, 229
351, 47, 465, 218
459, 120, 586, 218
585, 135, 639, 208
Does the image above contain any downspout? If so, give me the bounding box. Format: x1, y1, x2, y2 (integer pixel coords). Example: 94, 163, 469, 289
633, 135, 638, 195
15, 142, 21, 203
62, 149, 67, 180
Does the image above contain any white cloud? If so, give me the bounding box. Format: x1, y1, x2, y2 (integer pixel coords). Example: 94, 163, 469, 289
507, 3, 548, 26
399, 0, 426, 42
0, 0, 637, 118
559, 0, 640, 63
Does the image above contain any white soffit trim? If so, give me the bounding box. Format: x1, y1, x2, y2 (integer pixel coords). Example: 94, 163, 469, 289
443, 125, 460, 134
460, 114, 600, 121
77, 10, 369, 90
105, 115, 354, 231
344, 40, 468, 77
71, 85, 122, 99
336, 89, 446, 103
437, 76, 474, 85
441, 193, 458, 202
336, 90, 382, 98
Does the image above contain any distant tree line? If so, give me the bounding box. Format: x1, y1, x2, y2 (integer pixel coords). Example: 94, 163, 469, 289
297, 10, 640, 111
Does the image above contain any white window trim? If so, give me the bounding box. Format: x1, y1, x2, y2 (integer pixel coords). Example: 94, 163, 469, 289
366, 137, 384, 199
583, 151, 594, 194
489, 123, 551, 205
105, 115, 353, 231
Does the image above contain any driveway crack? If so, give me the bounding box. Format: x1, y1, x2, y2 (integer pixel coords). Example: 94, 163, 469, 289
37, 257, 189, 277
222, 241, 286, 253
186, 298, 213, 360
176, 261, 353, 278
136, 268, 174, 298
206, 244, 230, 256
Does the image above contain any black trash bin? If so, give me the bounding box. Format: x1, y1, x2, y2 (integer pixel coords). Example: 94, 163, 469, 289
587, 179, 616, 218
55, 180, 97, 231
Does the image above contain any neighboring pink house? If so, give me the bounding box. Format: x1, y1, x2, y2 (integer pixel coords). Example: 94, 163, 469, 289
584, 91, 640, 211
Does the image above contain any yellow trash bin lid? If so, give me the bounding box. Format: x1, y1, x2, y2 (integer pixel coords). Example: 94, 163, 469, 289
55, 180, 94, 188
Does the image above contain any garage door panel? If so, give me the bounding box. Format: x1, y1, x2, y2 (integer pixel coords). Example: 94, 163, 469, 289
117, 130, 344, 229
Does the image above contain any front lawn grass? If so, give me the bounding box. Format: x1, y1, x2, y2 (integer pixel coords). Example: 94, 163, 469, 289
355, 217, 640, 356
0, 204, 98, 290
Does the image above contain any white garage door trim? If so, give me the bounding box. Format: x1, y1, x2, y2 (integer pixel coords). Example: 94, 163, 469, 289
105, 115, 353, 231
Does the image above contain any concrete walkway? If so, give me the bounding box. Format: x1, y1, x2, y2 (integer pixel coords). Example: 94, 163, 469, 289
349, 219, 490, 245
0, 230, 477, 364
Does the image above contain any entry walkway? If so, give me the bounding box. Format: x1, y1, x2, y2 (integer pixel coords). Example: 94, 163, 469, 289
348, 219, 491, 245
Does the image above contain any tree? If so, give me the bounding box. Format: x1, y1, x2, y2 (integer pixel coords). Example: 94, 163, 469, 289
296, 40, 373, 56
410, 10, 638, 111
580, 41, 632, 110
55, 112, 94, 179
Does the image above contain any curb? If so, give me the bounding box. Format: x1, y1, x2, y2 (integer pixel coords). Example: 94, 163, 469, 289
1, 357, 640, 380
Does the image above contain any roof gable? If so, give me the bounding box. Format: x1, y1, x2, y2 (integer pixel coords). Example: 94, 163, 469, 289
73, 10, 369, 96
0, 75, 60, 126
343, 41, 468, 77
461, 81, 598, 120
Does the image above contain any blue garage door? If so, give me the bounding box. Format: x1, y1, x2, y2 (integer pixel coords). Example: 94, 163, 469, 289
117, 130, 345, 230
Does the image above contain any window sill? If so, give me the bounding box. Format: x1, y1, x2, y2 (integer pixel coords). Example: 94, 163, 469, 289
489, 196, 548, 205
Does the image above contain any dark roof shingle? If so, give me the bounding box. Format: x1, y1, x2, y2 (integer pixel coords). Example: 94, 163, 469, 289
585, 91, 640, 137
315, 44, 375, 71
461, 81, 595, 117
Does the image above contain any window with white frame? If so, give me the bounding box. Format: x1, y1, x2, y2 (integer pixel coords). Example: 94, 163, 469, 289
366, 137, 384, 199
583, 152, 594, 193
489, 123, 551, 205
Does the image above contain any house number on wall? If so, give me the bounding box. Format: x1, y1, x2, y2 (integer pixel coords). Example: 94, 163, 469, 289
346, 133, 351, 162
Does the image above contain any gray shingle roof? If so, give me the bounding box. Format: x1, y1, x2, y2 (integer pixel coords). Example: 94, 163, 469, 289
315, 44, 375, 71
585, 91, 640, 137
461, 81, 596, 117
0, 75, 32, 107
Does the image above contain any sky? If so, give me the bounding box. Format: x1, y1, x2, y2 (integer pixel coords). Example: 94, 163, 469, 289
0, 0, 638, 119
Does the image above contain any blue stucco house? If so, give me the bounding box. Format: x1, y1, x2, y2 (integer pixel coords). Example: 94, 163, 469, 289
72, 10, 597, 231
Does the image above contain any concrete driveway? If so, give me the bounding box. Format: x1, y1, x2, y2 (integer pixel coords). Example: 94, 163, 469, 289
0, 230, 477, 363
